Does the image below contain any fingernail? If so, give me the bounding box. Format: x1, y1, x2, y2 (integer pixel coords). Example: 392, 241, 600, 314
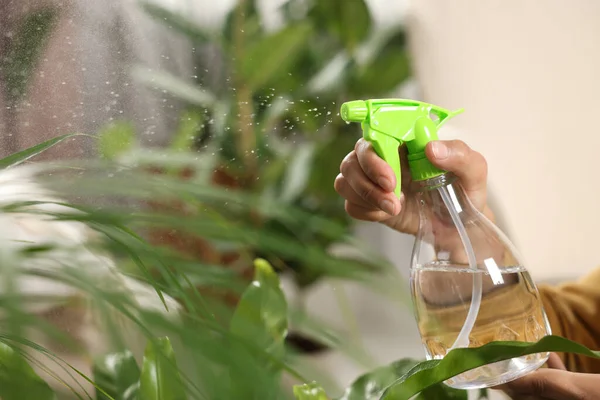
431, 141, 449, 160
380, 199, 395, 215
378, 177, 394, 192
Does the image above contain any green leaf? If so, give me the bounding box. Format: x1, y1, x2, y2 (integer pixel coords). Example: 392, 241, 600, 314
293, 382, 329, 400
1, 8, 57, 103
382, 335, 600, 400
310, 0, 371, 52
0, 341, 56, 400
140, 1, 212, 44
0, 133, 80, 169
98, 121, 136, 160
230, 259, 288, 359
93, 350, 141, 400
239, 22, 313, 92
139, 337, 187, 400
226, 259, 289, 399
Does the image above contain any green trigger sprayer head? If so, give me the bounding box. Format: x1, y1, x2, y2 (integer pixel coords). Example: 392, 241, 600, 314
340, 99, 464, 197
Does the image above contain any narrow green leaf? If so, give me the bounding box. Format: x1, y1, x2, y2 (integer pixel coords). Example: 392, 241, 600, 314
139, 337, 187, 400
239, 23, 313, 92
0, 341, 56, 400
293, 382, 329, 400
0, 133, 79, 169
382, 335, 600, 400
1, 8, 57, 103
98, 121, 136, 160
140, 1, 212, 44
93, 350, 141, 400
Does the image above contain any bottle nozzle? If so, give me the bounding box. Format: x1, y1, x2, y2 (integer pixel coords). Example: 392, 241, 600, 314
340, 100, 368, 123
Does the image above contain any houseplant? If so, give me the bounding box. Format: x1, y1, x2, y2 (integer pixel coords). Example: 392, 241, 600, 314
108, 0, 414, 353
1, 138, 600, 400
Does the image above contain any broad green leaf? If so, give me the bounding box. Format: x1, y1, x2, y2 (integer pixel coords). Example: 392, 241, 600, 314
382, 335, 600, 399
139, 337, 187, 400
132, 67, 216, 107
227, 259, 288, 399
230, 259, 288, 359
98, 121, 136, 160
1, 8, 57, 103
310, 0, 371, 52
93, 350, 141, 400
0, 341, 56, 400
140, 1, 212, 44
239, 22, 313, 92
293, 382, 329, 400
0, 133, 79, 169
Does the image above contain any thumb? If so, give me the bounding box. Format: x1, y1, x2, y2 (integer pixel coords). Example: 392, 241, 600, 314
498, 369, 591, 400
425, 140, 488, 197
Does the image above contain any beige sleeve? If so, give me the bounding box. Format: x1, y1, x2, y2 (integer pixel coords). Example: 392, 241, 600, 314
538, 267, 600, 373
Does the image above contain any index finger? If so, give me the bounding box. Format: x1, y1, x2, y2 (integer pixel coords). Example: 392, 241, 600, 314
354, 138, 397, 193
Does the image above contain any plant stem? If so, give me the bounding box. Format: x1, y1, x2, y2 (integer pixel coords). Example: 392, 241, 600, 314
232, 0, 257, 186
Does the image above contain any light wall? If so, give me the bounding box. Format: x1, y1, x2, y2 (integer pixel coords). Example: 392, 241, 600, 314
407, 0, 600, 282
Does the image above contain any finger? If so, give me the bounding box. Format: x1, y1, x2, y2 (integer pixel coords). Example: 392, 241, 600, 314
354, 138, 397, 192
547, 353, 567, 371
339, 152, 400, 216
334, 174, 378, 209
498, 369, 586, 400
344, 201, 391, 222
425, 140, 488, 195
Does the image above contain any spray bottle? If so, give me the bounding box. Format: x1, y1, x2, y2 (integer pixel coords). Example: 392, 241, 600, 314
340, 99, 551, 389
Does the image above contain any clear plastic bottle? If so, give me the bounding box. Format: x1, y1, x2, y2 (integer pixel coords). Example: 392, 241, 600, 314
410, 172, 550, 389
340, 98, 551, 390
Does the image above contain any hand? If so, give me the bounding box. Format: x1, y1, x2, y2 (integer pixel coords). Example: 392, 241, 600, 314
498, 353, 600, 399
334, 138, 493, 235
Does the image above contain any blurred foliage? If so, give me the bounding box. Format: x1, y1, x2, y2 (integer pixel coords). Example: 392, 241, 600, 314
131, 0, 413, 290
0, 8, 57, 104
0, 3, 590, 400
